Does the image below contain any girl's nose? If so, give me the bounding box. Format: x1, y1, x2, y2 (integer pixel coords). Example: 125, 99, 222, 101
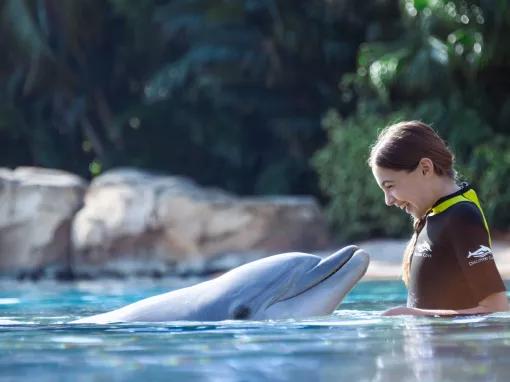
385, 192, 396, 206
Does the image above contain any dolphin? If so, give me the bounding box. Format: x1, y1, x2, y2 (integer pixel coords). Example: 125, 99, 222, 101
71, 245, 369, 323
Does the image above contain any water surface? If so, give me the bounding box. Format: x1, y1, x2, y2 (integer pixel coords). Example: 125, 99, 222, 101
1, 279, 509, 381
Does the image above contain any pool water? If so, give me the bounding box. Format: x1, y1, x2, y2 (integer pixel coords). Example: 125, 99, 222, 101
1, 279, 509, 381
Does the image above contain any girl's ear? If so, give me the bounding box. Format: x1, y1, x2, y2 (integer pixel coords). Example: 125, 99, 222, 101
419, 158, 434, 176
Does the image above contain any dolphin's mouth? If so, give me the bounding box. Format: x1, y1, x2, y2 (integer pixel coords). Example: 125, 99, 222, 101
272, 245, 359, 303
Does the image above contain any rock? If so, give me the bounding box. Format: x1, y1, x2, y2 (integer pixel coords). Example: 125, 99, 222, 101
0, 167, 87, 273
71, 168, 330, 271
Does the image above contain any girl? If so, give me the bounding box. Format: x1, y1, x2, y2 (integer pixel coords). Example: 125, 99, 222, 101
368, 121, 508, 316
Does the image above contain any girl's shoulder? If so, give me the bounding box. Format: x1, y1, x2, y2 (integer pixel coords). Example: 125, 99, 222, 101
439, 201, 486, 231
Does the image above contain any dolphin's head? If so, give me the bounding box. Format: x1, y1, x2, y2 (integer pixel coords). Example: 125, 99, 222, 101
214, 245, 369, 320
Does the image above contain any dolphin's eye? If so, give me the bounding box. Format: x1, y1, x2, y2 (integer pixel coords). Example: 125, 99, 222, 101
232, 305, 251, 320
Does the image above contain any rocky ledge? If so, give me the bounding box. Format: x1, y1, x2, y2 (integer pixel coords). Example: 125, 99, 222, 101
0, 167, 331, 280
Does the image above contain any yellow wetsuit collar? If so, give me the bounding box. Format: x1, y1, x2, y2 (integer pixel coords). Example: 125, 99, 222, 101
428, 183, 491, 246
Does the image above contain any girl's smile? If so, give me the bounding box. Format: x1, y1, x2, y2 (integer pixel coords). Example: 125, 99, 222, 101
371, 158, 460, 219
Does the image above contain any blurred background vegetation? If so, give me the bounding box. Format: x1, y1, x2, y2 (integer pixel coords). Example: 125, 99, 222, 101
1, 0, 509, 242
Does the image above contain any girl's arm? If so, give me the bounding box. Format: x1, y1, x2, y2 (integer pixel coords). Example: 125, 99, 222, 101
382, 291, 509, 316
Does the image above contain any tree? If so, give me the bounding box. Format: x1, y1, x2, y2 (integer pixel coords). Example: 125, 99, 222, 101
0, 0, 396, 197
315, 0, 510, 239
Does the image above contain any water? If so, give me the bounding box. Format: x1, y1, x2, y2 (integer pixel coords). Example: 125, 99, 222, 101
1, 279, 509, 381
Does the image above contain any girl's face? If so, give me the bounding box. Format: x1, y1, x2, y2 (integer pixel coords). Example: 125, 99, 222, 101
372, 162, 435, 219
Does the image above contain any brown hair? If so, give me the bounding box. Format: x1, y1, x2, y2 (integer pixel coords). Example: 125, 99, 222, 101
368, 121, 456, 285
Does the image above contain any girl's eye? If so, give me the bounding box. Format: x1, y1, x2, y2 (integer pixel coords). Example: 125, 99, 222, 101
386, 185, 393, 190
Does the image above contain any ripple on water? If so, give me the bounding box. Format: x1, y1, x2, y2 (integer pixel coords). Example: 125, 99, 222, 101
0, 298, 20, 305
0, 319, 22, 325
49, 336, 104, 345
0, 280, 509, 381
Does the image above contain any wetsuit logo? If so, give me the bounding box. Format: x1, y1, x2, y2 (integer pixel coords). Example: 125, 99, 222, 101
467, 245, 493, 266
467, 245, 492, 259
414, 242, 432, 258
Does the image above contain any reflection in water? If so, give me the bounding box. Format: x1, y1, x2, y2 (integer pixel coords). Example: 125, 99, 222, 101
372, 315, 510, 382
402, 320, 440, 381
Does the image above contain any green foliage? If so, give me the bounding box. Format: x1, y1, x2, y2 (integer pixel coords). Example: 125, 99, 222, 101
315, 0, 510, 239
2, 0, 509, 239
464, 136, 510, 229
0, 0, 394, 197
312, 108, 412, 241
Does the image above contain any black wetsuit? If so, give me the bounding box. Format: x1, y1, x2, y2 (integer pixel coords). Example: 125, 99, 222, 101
407, 184, 506, 310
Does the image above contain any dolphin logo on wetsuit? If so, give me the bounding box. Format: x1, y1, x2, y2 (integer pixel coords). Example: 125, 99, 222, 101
467, 245, 492, 259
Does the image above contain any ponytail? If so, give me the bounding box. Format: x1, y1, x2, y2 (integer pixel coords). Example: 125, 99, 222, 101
402, 216, 427, 286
